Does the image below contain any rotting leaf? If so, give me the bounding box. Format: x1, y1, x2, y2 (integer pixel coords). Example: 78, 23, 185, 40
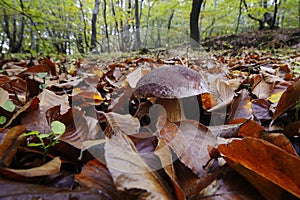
218, 137, 300, 199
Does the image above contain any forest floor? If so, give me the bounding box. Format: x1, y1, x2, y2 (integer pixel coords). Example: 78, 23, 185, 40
0, 28, 300, 199
202, 27, 300, 50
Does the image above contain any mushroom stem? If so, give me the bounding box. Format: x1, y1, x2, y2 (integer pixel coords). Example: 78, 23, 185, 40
155, 98, 186, 122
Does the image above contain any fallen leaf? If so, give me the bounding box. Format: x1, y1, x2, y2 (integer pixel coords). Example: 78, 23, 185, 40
0, 125, 26, 166
155, 139, 185, 200
101, 112, 140, 138
158, 119, 216, 177
272, 77, 300, 124
0, 157, 61, 180
0, 88, 9, 106
75, 159, 121, 199
227, 89, 253, 123
105, 131, 173, 199
218, 137, 300, 199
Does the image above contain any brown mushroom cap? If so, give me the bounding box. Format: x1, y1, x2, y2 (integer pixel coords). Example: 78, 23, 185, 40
134, 65, 209, 98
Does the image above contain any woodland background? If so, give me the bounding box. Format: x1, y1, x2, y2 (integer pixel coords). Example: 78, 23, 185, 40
0, 0, 299, 56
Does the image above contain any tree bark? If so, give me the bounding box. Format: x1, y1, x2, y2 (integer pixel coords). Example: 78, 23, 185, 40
135, 0, 141, 49
91, 0, 100, 51
236, 0, 243, 33
270, 0, 279, 28
103, 0, 110, 52
190, 0, 203, 49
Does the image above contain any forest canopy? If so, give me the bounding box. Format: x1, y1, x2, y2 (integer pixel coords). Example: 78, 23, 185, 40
0, 0, 299, 55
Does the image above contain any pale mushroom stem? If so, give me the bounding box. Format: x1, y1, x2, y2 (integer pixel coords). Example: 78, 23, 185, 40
155, 98, 186, 122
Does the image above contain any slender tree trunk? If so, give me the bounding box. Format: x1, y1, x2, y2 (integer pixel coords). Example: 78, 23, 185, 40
91, 0, 100, 51
271, 0, 279, 28
236, 0, 243, 33
135, 0, 141, 49
78, 0, 89, 52
103, 0, 110, 52
190, 0, 203, 49
143, 1, 154, 48
166, 9, 174, 47
111, 0, 121, 50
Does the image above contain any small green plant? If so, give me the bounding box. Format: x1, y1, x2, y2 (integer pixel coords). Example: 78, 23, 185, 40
23, 121, 66, 161
37, 72, 48, 90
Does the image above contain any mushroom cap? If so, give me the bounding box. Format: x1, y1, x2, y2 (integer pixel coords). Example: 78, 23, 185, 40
134, 65, 209, 98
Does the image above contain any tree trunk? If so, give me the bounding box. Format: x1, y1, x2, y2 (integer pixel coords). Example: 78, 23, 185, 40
143, 1, 155, 48
236, 0, 243, 33
166, 9, 174, 47
78, 0, 89, 53
103, 0, 110, 52
270, 0, 279, 28
91, 0, 100, 51
135, 0, 141, 49
299, 0, 300, 27
111, 0, 121, 50
190, 0, 203, 49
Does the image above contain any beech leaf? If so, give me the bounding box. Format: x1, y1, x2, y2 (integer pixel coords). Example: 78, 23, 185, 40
218, 137, 300, 199
105, 132, 172, 199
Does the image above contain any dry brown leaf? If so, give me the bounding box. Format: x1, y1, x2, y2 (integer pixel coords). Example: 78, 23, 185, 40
227, 89, 253, 123
218, 137, 300, 199
272, 77, 300, 125
101, 112, 140, 138
105, 132, 173, 200
0, 125, 26, 166
155, 139, 185, 200
158, 119, 216, 177
229, 118, 264, 138
0, 157, 61, 178
75, 159, 121, 199
0, 88, 9, 106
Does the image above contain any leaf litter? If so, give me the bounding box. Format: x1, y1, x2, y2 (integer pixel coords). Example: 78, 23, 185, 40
0, 50, 300, 199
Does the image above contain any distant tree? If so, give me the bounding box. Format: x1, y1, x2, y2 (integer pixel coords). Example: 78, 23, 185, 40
91, 0, 100, 51
190, 0, 203, 49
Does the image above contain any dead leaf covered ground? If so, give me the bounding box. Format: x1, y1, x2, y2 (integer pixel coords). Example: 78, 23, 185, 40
0, 48, 300, 199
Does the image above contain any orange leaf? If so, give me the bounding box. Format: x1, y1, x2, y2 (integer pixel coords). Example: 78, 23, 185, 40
218, 138, 300, 198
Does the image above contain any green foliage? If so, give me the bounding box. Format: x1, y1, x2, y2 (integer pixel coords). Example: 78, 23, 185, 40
0, 0, 299, 54
23, 121, 66, 161
0, 116, 7, 125
1, 100, 15, 112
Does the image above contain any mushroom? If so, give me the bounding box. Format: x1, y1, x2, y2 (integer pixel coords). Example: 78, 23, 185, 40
133, 65, 209, 123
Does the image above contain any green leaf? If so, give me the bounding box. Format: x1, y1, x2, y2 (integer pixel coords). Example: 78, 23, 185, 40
28, 143, 44, 147
1, 100, 15, 112
23, 131, 40, 136
51, 121, 66, 135
37, 72, 48, 78
38, 134, 50, 139
0, 116, 7, 125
